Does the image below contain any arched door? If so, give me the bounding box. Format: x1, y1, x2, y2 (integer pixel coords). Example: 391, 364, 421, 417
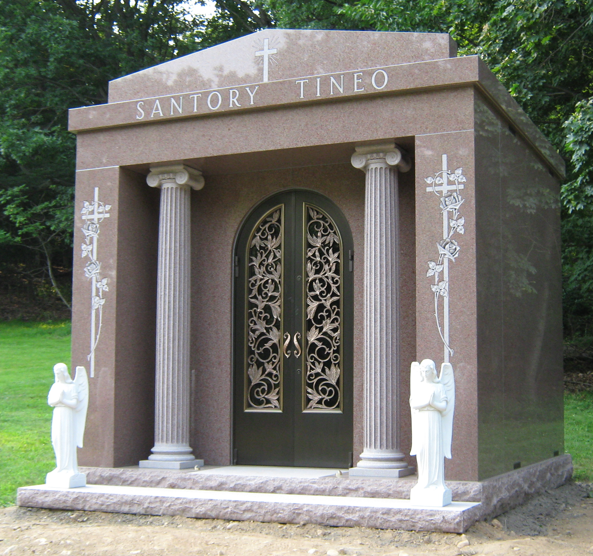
233, 190, 354, 467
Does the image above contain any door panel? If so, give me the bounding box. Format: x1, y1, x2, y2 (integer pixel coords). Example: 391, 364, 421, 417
233, 190, 353, 467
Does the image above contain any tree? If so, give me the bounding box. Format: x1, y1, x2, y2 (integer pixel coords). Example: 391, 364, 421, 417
2, 0, 592, 334
0, 0, 214, 313
562, 98, 593, 339
267, 0, 593, 339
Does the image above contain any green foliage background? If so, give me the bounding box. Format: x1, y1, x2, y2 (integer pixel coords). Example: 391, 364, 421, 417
0, 0, 592, 340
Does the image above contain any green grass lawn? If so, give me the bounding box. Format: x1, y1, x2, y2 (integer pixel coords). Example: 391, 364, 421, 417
565, 390, 593, 482
0, 321, 591, 507
0, 321, 71, 507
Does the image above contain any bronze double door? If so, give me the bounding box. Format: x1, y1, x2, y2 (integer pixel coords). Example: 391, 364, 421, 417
233, 190, 353, 468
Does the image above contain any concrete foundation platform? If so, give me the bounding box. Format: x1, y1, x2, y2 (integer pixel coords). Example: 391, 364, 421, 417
17, 484, 481, 533
17, 455, 572, 533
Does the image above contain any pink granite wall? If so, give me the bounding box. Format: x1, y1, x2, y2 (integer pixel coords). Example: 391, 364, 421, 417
415, 131, 479, 482
75, 167, 159, 467
70, 72, 562, 478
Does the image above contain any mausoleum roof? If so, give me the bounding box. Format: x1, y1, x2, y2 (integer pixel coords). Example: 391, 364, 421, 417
107, 30, 457, 103
68, 29, 565, 178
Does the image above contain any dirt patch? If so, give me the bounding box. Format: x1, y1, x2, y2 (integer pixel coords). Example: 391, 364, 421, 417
1, 482, 592, 556
494, 481, 591, 536
564, 371, 593, 393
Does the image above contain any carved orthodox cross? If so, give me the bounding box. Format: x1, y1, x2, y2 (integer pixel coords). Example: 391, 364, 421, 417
81, 187, 110, 377
425, 155, 467, 364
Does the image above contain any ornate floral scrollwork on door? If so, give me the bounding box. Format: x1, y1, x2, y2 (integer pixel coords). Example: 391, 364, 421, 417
245, 207, 283, 411
304, 206, 342, 411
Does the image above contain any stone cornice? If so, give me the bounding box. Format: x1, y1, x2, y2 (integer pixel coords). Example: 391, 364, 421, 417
70, 58, 478, 133
70, 56, 564, 179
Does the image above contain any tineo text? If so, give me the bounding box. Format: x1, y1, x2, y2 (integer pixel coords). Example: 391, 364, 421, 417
295, 69, 389, 99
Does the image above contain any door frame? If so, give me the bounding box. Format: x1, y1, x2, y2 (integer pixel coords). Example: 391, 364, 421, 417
231, 188, 354, 467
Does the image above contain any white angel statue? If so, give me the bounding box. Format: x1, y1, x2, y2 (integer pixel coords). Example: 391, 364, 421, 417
409, 359, 455, 506
46, 364, 89, 488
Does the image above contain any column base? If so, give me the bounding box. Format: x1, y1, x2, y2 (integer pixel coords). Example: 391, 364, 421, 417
355, 448, 410, 470
141, 443, 203, 470
139, 459, 204, 470
349, 466, 415, 478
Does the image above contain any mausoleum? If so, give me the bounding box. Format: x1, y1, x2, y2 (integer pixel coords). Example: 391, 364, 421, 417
19, 29, 570, 531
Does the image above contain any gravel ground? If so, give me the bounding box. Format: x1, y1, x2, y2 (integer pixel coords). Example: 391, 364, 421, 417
1, 482, 592, 556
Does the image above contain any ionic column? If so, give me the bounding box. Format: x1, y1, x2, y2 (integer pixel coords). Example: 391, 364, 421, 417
140, 165, 204, 469
350, 143, 414, 477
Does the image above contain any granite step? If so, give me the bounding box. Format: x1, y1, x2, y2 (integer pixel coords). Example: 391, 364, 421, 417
80, 466, 483, 503
17, 483, 482, 533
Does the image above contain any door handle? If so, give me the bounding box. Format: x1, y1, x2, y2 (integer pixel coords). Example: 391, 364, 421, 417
293, 332, 302, 358
283, 332, 292, 358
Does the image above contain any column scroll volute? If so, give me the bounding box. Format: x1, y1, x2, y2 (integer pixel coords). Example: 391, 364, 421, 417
146, 164, 205, 190
351, 142, 411, 173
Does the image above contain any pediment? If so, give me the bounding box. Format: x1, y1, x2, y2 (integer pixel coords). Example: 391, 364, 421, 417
108, 29, 456, 102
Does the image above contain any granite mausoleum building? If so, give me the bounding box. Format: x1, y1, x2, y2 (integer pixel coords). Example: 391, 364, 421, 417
63, 30, 566, 496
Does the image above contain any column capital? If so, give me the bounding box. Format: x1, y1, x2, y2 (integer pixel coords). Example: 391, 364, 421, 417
146, 164, 205, 191
351, 143, 411, 173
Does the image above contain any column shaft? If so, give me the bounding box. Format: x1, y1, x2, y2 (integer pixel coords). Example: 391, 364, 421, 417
141, 165, 204, 469
151, 183, 193, 459
351, 144, 413, 476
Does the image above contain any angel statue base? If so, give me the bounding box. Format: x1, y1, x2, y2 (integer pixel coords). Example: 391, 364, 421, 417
409, 359, 455, 507
46, 470, 87, 489
46, 364, 89, 489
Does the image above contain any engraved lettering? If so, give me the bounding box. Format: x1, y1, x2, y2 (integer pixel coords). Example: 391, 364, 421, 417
151, 99, 163, 118
170, 97, 183, 116
353, 72, 364, 92
190, 94, 201, 112
371, 69, 388, 90
245, 86, 259, 105
330, 75, 344, 95
129, 67, 395, 121
207, 91, 222, 110
295, 79, 309, 99
229, 89, 241, 108
136, 101, 145, 120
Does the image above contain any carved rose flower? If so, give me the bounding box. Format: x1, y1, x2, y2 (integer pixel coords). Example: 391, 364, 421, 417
82, 221, 100, 238
440, 192, 464, 214
84, 261, 101, 279
438, 239, 461, 260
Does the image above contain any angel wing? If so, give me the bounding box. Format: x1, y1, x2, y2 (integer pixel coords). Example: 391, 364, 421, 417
409, 361, 422, 456
74, 366, 89, 448
439, 362, 455, 459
